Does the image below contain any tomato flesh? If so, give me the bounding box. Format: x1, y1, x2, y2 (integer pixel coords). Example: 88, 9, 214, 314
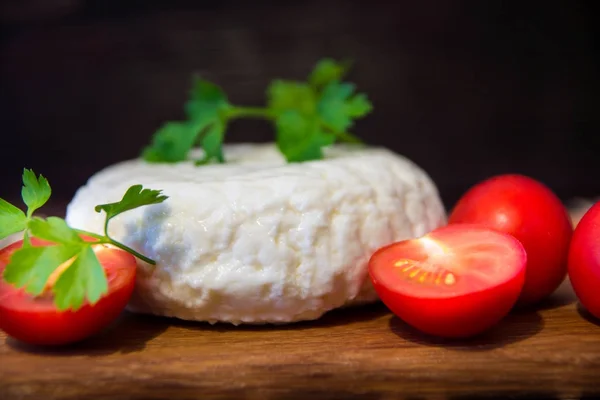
448, 174, 573, 306
369, 224, 527, 338
568, 201, 600, 319
0, 238, 137, 345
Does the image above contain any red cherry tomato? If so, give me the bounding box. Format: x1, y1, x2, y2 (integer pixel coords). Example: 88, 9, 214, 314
368, 224, 526, 338
568, 201, 600, 319
448, 174, 573, 306
0, 238, 137, 346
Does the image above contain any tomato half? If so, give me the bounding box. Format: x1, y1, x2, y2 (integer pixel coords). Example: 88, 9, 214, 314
448, 174, 573, 306
368, 224, 527, 338
568, 201, 600, 319
0, 238, 137, 346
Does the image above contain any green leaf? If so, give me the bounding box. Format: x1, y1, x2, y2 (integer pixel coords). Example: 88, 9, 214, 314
195, 121, 225, 165
317, 81, 373, 132
185, 78, 230, 121
21, 169, 51, 217
0, 198, 27, 240
142, 78, 230, 164
267, 80, 317, 116
52, 245, 108, 311
276, 111, 335, 162
346, 93, 373, 118
29, 216, 83, 245
142, 122, 199, 163
3, 244, 80, 296
94, 184, 168, 223
186, 78, 231, 163
139, 58, 373, 165
308, 58, 349, 88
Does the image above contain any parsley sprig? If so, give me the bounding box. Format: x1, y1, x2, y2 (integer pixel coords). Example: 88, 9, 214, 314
0, 169, 168, 311
141, 58, 373, 164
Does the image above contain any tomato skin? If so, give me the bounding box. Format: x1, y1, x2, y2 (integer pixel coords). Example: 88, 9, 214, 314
568, 201, 600, 319
374, 275, 524, 338
369, 224, 527, 338
0, 238, 137, 346
448, 174, 573, 306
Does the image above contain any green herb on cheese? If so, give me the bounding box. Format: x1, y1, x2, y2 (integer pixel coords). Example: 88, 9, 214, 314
141, 58, 373, 165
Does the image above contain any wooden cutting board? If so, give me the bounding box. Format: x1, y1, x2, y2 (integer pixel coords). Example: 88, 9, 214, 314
1, 278, 599, 400
1, 203, 600, 399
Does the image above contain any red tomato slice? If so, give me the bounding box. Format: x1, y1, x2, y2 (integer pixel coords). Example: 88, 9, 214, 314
568, 201, 600, 319
0, 237, 137, 346
368, 224, 527, 338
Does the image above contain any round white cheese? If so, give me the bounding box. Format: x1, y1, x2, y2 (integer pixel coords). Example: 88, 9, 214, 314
65, 143, 446, 324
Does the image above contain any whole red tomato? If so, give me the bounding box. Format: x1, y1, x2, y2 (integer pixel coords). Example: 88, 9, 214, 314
448, 174, 573, 306
568, 201, 600, 319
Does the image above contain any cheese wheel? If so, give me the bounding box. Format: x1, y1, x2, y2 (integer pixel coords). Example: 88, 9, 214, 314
66, 143, 446, 324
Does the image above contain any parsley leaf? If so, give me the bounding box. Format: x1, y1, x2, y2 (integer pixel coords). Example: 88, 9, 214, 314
142, 122, 198, 163
308, 58, 350, 88
53, 245, 107, 311
317, 81, 373, 133
184, 78, 230, 122
276, 111, 335, 162
345, 93, 373, 118
21, 169, 51, 217
142, 78, 231, 165
267, 80, 317, 116
4, 244, 80, 296
0, 199, 27, 240
185, 79, 230, 164
0, 169, 52, 240
94, 184, 168, 227
29, 217, 83, 245
196, 120, 226, 165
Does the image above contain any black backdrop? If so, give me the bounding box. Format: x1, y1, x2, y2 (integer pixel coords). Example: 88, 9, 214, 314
1, 0, 598, 210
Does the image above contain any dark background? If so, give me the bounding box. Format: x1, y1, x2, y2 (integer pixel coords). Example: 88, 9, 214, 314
1, 0, 598, 210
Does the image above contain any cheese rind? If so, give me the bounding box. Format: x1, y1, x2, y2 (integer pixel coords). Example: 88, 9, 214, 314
65, 143, 446, 324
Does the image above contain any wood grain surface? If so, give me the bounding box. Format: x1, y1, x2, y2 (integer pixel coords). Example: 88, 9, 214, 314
1, 278, 599, 400
1, 206, 600, 400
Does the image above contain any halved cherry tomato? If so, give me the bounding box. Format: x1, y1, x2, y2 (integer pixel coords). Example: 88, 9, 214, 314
369, 224, 527, 338
448, 174, 573, 306
0, 237, 137, 346
568, 201, 600, 319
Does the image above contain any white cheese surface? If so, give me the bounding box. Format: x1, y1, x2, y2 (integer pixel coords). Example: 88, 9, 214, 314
65, 143, 446, 324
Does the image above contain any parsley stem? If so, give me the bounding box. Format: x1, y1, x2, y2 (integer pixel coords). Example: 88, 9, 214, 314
332, 130, 363, 144
105, 239, 157, 265
74, 229, 157, 265
226, 106, 275, 120
75, 230, 104, 241
318, 121, 363, 144
226, 106, 362, 144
